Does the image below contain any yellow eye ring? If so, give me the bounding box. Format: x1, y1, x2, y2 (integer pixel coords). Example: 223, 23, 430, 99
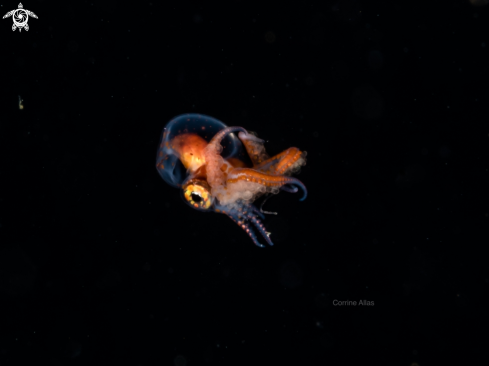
182, 179, 212, 209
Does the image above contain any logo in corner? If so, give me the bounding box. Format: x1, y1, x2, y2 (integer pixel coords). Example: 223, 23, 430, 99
3, 3, 38, 32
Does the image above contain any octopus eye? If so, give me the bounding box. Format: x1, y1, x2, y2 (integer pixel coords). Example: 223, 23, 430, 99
182, 179, 213, 210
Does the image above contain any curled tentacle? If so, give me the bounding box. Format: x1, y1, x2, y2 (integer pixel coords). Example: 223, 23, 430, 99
209, 126, 248, 147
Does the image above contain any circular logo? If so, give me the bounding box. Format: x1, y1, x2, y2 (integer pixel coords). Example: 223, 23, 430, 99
12, 9, 28, 28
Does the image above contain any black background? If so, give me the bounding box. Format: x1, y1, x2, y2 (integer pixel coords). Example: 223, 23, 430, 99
1, 0, 488, 365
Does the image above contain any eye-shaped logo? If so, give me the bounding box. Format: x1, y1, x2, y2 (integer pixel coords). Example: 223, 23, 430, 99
3, 3, 38, 32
